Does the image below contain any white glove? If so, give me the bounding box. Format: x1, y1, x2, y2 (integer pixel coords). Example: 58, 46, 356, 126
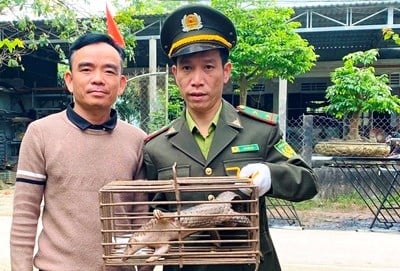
239, 163, 271, 197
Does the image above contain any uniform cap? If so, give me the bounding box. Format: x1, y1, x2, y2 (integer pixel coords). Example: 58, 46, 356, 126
160, 4, 237, 58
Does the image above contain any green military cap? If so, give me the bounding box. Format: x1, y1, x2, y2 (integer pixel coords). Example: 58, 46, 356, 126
160, 4, 237, 58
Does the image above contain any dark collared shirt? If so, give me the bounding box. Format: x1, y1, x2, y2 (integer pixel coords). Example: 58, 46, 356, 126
66, 103, 117, 131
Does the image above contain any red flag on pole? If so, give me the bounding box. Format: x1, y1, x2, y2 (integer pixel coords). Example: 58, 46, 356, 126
106, 3, 125, 47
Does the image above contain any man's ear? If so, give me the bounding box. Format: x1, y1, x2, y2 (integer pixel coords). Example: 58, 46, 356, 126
172, 65, 177, 76
118, 75, 127, 96
223, 62, 232, 84
64, 71, 73, 94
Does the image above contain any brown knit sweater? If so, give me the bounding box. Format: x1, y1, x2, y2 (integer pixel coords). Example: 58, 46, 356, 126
10, 110, 147, 271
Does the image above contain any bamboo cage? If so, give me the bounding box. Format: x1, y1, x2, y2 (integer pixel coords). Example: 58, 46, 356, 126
99, 172, 260, 269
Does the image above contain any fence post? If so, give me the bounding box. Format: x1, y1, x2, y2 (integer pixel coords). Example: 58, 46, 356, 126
278, 78, 287, 140
302, 115, 313, 165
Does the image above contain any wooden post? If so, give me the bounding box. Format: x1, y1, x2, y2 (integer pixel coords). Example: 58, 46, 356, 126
302, 114, 313, 165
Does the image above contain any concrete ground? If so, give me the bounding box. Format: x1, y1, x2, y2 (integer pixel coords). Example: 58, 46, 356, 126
1, 188, 400, 271
271, 227, 400, 271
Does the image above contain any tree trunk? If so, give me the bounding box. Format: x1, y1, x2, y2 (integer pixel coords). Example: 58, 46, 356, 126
346, 112, 361, 140
239, 75, 248, 105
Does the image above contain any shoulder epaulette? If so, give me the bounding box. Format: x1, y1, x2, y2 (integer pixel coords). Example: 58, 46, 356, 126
145, 125, 170, 143
236, 105, 278, 125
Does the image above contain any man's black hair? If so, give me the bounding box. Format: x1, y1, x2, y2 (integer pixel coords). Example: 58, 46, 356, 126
172, 48, 230, 65
220, 48, 229, 65
68, 33, 125, 70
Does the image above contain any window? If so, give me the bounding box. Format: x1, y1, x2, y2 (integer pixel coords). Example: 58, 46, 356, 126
389, 73, 400, 87
301, 82, 327, 92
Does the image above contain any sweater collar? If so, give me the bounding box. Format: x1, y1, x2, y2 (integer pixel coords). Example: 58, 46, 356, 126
66, 103, 117, 131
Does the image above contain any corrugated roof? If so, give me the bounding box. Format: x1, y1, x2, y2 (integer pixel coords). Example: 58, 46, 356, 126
277, 0, 400, 8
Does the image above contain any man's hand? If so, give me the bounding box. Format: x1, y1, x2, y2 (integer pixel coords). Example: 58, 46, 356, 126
239, 163, 271, 197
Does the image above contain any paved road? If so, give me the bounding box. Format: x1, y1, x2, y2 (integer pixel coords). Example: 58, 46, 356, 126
1, 188, 400, 271
271, 227, 400, 271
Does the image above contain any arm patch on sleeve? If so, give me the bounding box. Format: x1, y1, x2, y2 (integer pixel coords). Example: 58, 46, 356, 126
274, 139, 297, 158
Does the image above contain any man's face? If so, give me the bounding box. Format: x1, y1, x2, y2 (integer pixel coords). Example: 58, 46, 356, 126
64, 42, 126, 114
172, 49, 231, 115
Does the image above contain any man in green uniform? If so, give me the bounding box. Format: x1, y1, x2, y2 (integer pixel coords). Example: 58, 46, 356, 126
143, 4, 318, 271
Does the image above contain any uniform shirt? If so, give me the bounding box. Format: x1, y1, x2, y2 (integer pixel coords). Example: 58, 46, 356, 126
186, 104, 222, 159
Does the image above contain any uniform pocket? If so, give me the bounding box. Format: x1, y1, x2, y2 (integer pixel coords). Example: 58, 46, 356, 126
223, 157, 263, 176
158, 164, 190, 179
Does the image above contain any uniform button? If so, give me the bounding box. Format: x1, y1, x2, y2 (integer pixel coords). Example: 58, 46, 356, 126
205, 167, 213, 175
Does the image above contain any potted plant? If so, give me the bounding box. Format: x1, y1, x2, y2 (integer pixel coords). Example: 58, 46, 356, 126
315, 49, 400, 156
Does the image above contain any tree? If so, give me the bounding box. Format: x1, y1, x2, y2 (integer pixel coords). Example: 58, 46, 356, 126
383, 27, 400, 45
324, 49, 400, 141
0, 37, 24, 68
212, 0, 318, 105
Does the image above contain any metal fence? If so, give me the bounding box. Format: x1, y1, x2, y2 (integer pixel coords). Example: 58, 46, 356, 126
120, 69, 170, 133
287, 114, 399, 161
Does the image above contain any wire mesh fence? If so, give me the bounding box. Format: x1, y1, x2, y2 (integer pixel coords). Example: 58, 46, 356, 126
118, 68, 170, 133
287, 114, 400, 159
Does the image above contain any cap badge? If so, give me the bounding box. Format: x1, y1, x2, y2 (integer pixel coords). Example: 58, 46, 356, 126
181, 13, 203, 32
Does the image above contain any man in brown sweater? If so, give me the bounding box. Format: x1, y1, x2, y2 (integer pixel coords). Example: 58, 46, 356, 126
10, 33, 147, 271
